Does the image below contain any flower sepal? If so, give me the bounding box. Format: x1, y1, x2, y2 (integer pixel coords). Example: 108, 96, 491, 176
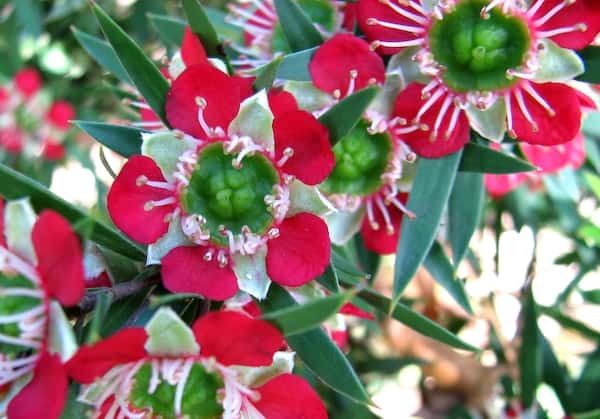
4, 198, 37, 263
47, 301, 78, 362
141, 131, 197, 183
232, 247, 272, 300
532, 39, 585, 83
287, 179, 336, 217
228, 90, 275, 151
144, 307, 200, 357
465, 99, 508, 143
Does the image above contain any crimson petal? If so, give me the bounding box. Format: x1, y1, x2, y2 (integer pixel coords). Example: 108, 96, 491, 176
14, 68, 42, 99
161, 246, 239, 301
193, 310, 284, 366
268, 89, 299, 118
181, 27, 208, 67
107, 155, 176, 244
46, 101, 75, 130
360, 194, 408, 255
266, 213, 330, 287
521, 132, 586, 173
32, 210, 84, 306
484, 173, 528, 198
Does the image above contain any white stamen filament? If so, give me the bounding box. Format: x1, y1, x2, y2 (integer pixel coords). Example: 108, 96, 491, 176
515, 89, 538, 131
366, 200, 379, 230
523, 82, 556, 116
144, 197, 176, 211
433, 96, 453, 138
375, 196, 394, 235
534, 0, 572, 27
366, 17, 425, 33
0, 305, 45, 324
240, 0, 277, 19
181, 214, 211, 244
346, 70, 358, 97
228, 4, 273, 27
0, 288, 44, 298
379, 0, 428, 25
174, 359, 194, 416
446, 104, 462, 139
537, 23, 586, 38
0, 246, 40, 284
0, 333, 42, 349
276, 147, 294, 167
505, 92, 516, 137
415, 87, 445, 122
371, 38, 425, 50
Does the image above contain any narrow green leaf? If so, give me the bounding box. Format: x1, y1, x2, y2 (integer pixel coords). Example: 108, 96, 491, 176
539, 306, 600, 341
14, 0, 42, 37
393, 151, 462, 299
571, 348, 600, 414
577, 46, 600, 84
424, 242, 473, 315
541, 334, 571, 412
459, 142, 536, 173
448, 172, 484, 266
580, 289, 600, 305
75, 121, 144, 158
261, 291, 353, 336
0, 163, 146, 261
276, 48, 316, 81
253, 56, 284, 91
182, 0, 220, 56
356, 288, 477, 351
71, 27, 132, 84
273, 0, 323, 52
148, 14, 186, 46
85, 293, 113, 344
259, 284, 371, 405
519, 289, 542, 408
91, 3, 170, 125
319, 87, 379, 145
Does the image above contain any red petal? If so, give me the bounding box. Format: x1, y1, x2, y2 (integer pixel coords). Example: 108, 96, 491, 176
242, 300, 263, 317
309, 34, 385, 97
510, 83, 581, 146
41, 139, 66, 161
331, 330, 349, 349
32, 210, 84, 306
107, 155, 176, 244
484, 173, 528, 198
521, 132, 586, 173
266, 213, 330, 287
232, 75, 256, 101
360, 193, 408, 255
342, 2, 357, 31
273, 110, 334, 185
339, 302, 375, 320
254, 373, 328, 419
193, 310, 284, 366
392, 83, 470, 158
161, 246, 239, 300
0, 199, 5, 247
66, 328, 148, 384
14, 68, 42, 99
181, 27, 208, 67
166, 64, 242, 138
0, 127, 24, 154
268, 89, 299, 118
7, 352, 67, 419
576, 90, 597, 110
46, 101, 74, 130
533, 0, 600, 50
357, 0, 423, 55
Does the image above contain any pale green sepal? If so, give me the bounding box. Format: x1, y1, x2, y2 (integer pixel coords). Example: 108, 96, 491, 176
465, 98, 507, 143
4, 198, 37, 264
235, 351, 295, 387
387, 47, 430, 86
141, 132, 196, 182
370, 72, 404, 118
208, 58, 228, 74
168, 52, 186, 79
83, 243, 107, 281
228, 90, 275, 151
325, 206, 365, 246
144, 307, 200, 356
288, 180, 336, 217
283, 81, 332, 112
232, 247, 272, 300
48, 301, 78, 362
533, 39, 584, 83
147, 215, 192, 265
420, 0, 437, 11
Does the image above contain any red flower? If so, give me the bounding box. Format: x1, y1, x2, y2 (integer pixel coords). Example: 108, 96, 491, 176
13, 68, 42, 99
108, 65, 334, 300
0, 204, 85, 419
46, 101, 75, 131
67, 310, 327, 419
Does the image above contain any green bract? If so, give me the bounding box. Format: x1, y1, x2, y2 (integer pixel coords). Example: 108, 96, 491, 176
428, 0, 530, 92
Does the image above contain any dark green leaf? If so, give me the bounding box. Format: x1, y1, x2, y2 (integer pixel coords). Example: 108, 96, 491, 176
259, 285, 371, 405
424, 242, 473, 314
459, 142, 536, 174
541, 334, 571, 412
319, 87, 379, 145
273, 0, 323, 51
539, 306, 600, 341
393, 151, 462, 299
14, 0, 42, 37
448, 172, 484, 265
71, 27, 132, 84
148, 14, 185, 46
253, 56, 284, 91
571, 348, 600, 413
577, 46, 600, 84
182, 0, 220, 56
74, 121, 144, 158
580, 289, 600, 305
0, 163, 146, 261
519, 289, 542, 408
356, 288, 477, 351
261, 291, 353, 335
91, 3, 170, 125
276, 47, 316, 81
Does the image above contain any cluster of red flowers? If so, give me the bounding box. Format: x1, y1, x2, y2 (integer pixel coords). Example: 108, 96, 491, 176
0, 68, 74, 161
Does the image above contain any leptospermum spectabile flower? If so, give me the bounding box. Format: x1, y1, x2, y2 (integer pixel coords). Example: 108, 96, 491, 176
67, 307, 327, 419
0, 198, 84, 419
108, 62, 335, 300
357, 0, 600, 157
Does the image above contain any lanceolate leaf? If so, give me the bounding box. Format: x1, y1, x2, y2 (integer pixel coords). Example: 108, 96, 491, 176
424, 242, 473, 315
393, 151, 462, 300
276, 48, 316, 81
74, 121, 144, 158
182, 0, 220, 56
519, 289, 542, 408
540, 335, 571, 413
0, 163, 146, 261
258, 285, 371, 405
72, 28, 132, 85
319, 87, 379, 145
253, 56, 284, 91
260, 290, 354, 335
577, 46, 600, 84
459, 142, 536, 174
448, 172, 485, 266
148, 14, 186, 46
91, 3, 170, 125
273, 0, 323, 52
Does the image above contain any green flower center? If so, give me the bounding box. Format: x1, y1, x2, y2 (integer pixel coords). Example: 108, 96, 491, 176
321, 121, 392, 196
181, 143, 280, 247
428, 0, 531, 92
130, 362, 223, 419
